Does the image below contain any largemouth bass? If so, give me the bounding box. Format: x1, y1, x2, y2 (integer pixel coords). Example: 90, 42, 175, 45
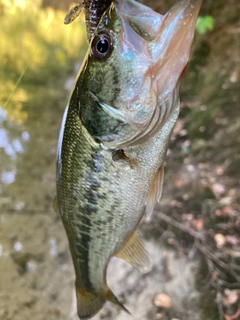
55, 0, 202, 318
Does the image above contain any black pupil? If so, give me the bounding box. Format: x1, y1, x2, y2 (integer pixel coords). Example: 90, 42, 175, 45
97, 38, 109, 54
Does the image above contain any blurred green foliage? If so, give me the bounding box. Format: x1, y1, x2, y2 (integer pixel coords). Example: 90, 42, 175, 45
196, 15, 214, 35
0, 0, 86, 124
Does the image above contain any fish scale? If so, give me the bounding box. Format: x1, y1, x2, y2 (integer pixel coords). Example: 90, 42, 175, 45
56, 0, 202, 318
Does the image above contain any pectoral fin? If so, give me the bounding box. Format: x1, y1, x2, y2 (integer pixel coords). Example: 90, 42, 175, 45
90, 92, 127, 123
145, 165, 164, 219
115, 231, 151, 273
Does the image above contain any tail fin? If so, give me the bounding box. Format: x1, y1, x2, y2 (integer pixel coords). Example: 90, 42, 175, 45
76, 284, 105, 320
75, 283, 130, 319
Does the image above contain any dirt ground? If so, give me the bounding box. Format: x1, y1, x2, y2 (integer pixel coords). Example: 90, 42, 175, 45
0, 1, 240, 320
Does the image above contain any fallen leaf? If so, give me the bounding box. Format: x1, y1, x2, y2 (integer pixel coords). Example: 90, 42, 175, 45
174, 178, 184, 188
216, 165, 225, 175
219, 198, 233, 206
191, 219, 204, 230
214, 233, 226, 248
154, 293, 172, 309
211, 271, 219, 282
183, 213, 194, 221
222, 289, 239, 307
170, 200, 182, 207
215, 209, 228, 217
167, 238, 175, 245
186, 164, 195, 172
224, 306, 240, 320
211, 183, 225, 198
225, 235, 239, 246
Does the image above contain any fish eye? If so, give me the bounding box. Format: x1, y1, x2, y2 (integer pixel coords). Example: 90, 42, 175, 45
91, 32, 112, 59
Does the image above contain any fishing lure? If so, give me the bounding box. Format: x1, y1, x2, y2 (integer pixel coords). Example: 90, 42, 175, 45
64, 0, 113, 40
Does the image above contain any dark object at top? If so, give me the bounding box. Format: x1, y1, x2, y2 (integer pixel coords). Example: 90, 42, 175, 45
64, 0, 113, 41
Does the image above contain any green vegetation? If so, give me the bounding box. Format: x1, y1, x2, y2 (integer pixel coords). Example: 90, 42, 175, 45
0, 0, 87, 124
196, 15, 215, 34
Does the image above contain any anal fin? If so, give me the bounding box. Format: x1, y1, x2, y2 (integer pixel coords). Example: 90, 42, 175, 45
105, 288, 131, 315
145, 165, 164, 219
115, 231, 151, 273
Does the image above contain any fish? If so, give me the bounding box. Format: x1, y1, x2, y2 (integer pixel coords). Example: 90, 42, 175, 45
55, 0, 202, 318
64, 0, 113, 41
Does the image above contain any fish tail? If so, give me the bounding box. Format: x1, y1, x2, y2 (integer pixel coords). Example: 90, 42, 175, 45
75, 282, 130, 319
76, 283, 105, 320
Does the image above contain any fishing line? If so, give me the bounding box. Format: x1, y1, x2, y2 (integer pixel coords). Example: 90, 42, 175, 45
3, 2, 65, 110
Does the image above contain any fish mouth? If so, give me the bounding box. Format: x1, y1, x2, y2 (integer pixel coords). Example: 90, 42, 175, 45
86, 0, 202, 150
115, 0, 202, 89
105, 0, 202, 148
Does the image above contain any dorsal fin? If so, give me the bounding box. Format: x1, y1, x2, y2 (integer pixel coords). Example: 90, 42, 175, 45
145, 165, 164, 219
115, 231, 151, 273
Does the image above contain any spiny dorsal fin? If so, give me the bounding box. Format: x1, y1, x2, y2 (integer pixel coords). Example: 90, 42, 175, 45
145, 165, 164, 219
53, 195, 60, 215
115, 231, 151, 273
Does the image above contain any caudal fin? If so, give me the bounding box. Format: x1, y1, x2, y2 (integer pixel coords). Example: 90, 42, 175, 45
75, 283, 130, 319
76, 284, 105, 320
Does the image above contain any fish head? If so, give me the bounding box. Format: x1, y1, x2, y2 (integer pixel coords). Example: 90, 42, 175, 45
77, 0, 202, 148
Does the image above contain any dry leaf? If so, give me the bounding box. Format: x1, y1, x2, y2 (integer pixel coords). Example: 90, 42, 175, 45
216, 165, 225, 175
214, 234, 226, 248
191, 218, 204, 230
222, 289, 239, 307
225, 235, 239, 246
211, 183, 226, 197
224, 308, 240, 320
170, 200, 182, 207
174, 178, 184, 188
154, 293, 172, 309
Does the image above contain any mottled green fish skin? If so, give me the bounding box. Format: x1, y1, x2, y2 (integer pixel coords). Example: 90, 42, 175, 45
56, 0, 202, 318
